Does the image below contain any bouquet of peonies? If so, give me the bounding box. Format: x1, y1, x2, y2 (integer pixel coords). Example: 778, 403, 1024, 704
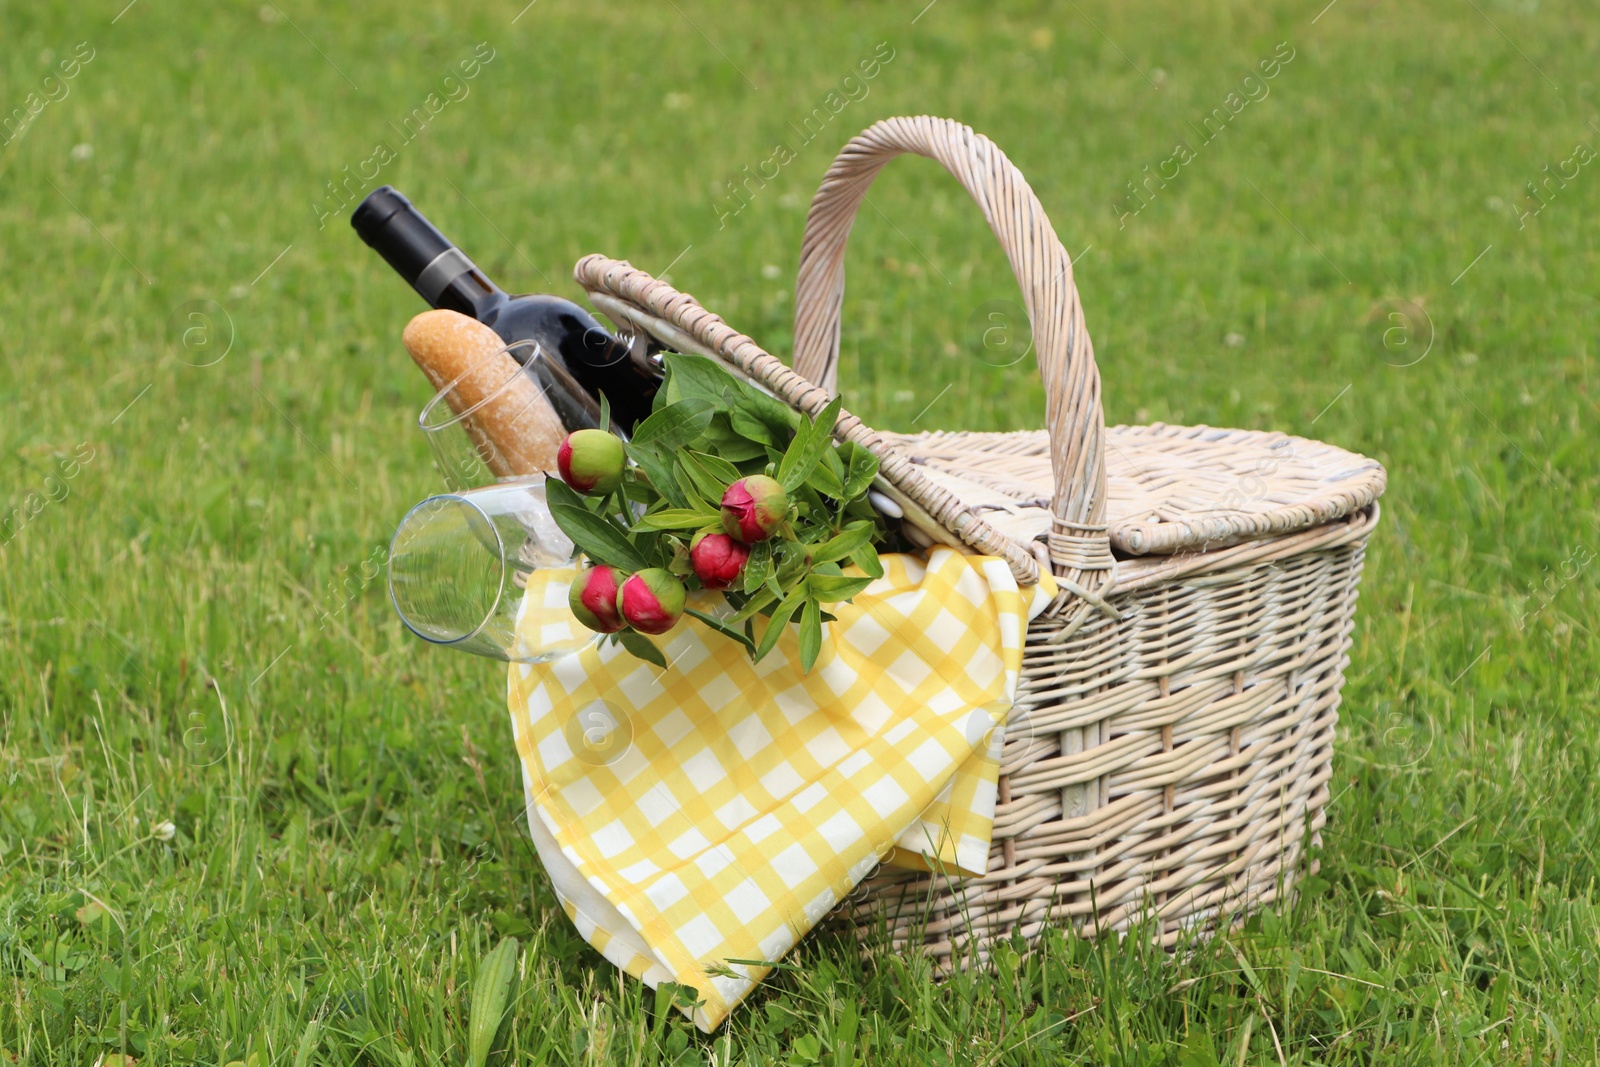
548, 352, 893, 672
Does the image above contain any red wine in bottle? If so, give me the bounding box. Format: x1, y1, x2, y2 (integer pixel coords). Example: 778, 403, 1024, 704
351, 186, 660, 431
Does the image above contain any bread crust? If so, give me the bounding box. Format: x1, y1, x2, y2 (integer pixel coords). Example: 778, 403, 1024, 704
403, 309, 564, 477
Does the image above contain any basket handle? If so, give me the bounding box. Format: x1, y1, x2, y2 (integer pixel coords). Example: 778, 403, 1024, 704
793, 115, 1108, 535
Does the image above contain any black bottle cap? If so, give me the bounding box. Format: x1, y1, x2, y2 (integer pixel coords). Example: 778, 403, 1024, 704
351, 186, 452, 288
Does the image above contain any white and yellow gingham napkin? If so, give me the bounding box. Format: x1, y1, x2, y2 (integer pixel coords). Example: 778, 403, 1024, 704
507, 547, 1054, 1030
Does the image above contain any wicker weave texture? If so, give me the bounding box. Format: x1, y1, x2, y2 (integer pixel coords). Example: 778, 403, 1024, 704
881, 425, 1386, 557
847, 508, 1370, 963
573, 115, 1385, 961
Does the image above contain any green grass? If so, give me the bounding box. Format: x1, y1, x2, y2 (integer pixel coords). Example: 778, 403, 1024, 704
2, 0, 1598, 1062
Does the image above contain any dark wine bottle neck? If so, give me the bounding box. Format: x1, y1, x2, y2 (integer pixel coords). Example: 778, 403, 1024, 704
422, 250, 507, 321
351, 186, 506, 320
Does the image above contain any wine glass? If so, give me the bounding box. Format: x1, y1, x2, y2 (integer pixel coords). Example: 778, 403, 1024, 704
387, 475, 595, 663
418, 339, 602, 492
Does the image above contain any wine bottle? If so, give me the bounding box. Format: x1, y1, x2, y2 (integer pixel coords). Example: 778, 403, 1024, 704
351, 185, 660, 431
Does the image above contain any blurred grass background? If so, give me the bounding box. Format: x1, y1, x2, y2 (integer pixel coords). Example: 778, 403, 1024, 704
1, 0, 1598, 1062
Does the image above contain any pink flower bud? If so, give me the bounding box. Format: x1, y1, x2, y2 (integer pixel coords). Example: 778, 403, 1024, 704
615, 568, 686, 635
690, 531, 750, 590
568, 565, 627, 633
556, 429, 625, 495
720, 475, 788, 543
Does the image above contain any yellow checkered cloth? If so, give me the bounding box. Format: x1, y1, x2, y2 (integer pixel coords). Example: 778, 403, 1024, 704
507, 547, 1054, 1031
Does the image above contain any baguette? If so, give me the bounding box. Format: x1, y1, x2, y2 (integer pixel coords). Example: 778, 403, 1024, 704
402, 309, 565, 478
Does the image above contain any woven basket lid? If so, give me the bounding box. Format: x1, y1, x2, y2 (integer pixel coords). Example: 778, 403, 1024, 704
877, 425, 1385, 557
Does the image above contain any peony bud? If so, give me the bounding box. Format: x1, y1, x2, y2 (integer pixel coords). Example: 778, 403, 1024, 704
689, 531, 750, 590
720, 475, 789, 543
569, 565, 627, 633
615, 568, 686, 635
556, 429, 626, 495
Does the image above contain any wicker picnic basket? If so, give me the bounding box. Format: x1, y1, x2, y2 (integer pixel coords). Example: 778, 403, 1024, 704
575, 116, 1385, 967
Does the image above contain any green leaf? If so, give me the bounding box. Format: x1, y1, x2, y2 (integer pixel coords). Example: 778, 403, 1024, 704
544, 467, 600, 512
631, 397, 715, 451
700, 411, 772, 461
631, 507, 721, 532
850, 543, 884, 580
685, 608, 757, 652
467, 937, 519, 1067
621, 477, 655, 506
753, 585, 808, 662
722, 385, 802, 444
740, 543, 774, 594
598, 392, 612, 435
678, 451, 734, 506
624, 442, 690, 509
546, 480, 649, 571
688, 450, 743, 486
821, 443, 847, 480
777, 396, 842, 494
792, 484, 830, 527
807, 574, 875, 602
617, 629, 667, 668
841, 441, 881, 499
805, 453, 847, 498
810, 520, 876, 565
661, 352, 800, 437
727, 586, 779, 624
817, 445, 855, 500
673, 464, 716, 510
798, 597, 822, 672
773, 551, 809, 591
728, 405, 777, 446
665, 535, 694, 576
660, 352, 742, 406
741, 393, 804, 441
636, 528, 669, 569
